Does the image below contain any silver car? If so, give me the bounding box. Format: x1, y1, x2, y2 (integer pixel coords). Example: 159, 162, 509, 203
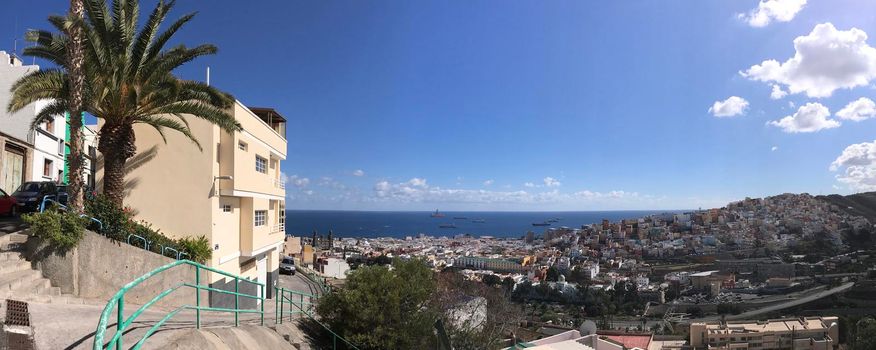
280, 257, 296, 275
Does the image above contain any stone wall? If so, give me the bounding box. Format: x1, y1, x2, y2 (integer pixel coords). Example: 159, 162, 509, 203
26, 230, 207, 309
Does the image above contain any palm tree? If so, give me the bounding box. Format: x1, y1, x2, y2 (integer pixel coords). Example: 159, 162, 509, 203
66, 0, 87, 211
8, 0, 240, 207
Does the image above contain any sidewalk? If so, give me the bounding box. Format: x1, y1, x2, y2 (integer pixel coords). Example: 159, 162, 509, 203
26, 297, 304, 349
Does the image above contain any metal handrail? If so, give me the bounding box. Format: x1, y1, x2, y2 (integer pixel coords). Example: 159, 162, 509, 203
92, 259, 265, 350
298, 265, 332, 294
275, 287, 359, 350
38, 196, 104, 230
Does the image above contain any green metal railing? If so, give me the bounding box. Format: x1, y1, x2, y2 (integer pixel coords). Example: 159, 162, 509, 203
92, 260, 265, 350
299, 265, 332, 294
275, 287, 359, 350
275, 287, 318, 320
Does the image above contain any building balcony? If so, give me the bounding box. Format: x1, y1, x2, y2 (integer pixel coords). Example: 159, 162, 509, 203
271, 223, 285, 234
272, 178, 285, 190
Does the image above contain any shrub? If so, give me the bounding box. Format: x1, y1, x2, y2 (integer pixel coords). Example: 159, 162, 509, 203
23, 210, 87, 251
177, 235, 212, 263
84, 194, 134, 240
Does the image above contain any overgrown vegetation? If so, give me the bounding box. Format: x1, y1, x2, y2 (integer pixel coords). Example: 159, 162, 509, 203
317, 259, 437, 349
83, 194, 211, 263
176, 235, 212, 263
22, 209, 87, 252
317, 258, 521, 350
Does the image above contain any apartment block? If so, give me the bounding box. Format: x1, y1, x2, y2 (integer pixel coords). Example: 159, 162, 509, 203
0, 51, 36, 194
109, 101, 287, 307
689, 317, 839, 350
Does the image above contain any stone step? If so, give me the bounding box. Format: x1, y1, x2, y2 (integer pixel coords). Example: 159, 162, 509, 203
0, 259, 31, 274
0, 252, 23, 262
10, 276, 50, 295
0, 269, 41, 291
36, 284, 61, 297
0, 233, 29, 244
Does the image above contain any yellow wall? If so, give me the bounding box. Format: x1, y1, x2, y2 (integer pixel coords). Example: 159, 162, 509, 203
118, 117, 217, 238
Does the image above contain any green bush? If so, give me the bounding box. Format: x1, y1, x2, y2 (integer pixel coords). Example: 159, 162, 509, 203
23, 210, 87, 251
84, 196, 208, 262
85, 194, 134, 240
176, 235, 211, 263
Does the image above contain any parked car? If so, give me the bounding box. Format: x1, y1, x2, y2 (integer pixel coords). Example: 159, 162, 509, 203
56, 185, 68, 205
0, 189, 18, 216
280, 257, 296, 275
12, 181, 58, 212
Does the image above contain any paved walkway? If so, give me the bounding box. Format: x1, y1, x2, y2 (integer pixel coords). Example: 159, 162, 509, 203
27, 297, 299, 349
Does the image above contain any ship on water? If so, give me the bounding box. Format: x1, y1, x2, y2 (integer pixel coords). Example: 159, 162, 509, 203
430, 209, 445, 218
471, 218, 486, 223
439, 223, 456, 228
532, 222, 551, 227
453, 216, 468, 220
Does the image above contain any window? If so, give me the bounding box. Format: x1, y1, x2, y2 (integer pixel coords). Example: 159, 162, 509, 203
43, 159, 53, 177
58, 139, 65, 155
222, 204, 232, 213
238, 141, 247, 151
255, 156, 267, 173
45, 118, 54, 133
254, 210, 267, 226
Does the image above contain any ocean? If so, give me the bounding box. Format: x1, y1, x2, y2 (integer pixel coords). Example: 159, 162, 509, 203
284, 210, 683, 239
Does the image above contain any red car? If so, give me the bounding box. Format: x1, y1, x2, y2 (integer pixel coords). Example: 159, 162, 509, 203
0, 189, 18, 216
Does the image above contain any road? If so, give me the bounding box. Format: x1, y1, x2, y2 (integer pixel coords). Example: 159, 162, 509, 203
278, 272, 321, 297
684, 281, 856, 323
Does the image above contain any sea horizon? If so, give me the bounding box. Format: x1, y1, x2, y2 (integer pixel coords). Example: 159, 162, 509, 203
284, 209, 688, 239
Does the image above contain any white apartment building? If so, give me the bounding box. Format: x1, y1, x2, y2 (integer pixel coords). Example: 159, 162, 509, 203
31, 102, 66, 183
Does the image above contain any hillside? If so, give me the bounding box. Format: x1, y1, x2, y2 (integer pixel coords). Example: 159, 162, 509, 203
817, 191, 876, 223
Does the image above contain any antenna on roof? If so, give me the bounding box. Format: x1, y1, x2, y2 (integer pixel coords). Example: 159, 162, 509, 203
206, 66, 210, 86
13, 16, 19, 56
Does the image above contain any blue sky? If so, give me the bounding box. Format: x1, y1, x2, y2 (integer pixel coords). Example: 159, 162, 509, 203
4, 0, 876, 211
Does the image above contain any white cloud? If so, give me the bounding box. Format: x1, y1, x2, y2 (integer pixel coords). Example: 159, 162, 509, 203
483, 179, 494, 186
768, 102, 840, 133
352, 169, 365, 177
830, 140, 876, 191
523, 182, 535, 188
408, 178, 427, 187
771, 146, 779, 151
283, 173, 310, 187
543, 177, 561, 187
836, 97, 876, 121
370, 178, 644, 205
709, 96, 749, 117
742, 23, 876, 98
770, 84, 788, 99
741, 0, 806, 27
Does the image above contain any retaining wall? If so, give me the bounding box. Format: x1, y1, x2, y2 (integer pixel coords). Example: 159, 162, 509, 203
25, 230, 207, 309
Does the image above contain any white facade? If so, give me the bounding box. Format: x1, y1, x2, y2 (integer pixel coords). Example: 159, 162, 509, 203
0, 51, 38, 143
82, 125, 98, 190
31, 101, 66, 183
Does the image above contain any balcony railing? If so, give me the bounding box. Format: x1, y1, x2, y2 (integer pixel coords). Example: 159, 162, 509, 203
272, 178, 286, 190
271, 223, 285, 233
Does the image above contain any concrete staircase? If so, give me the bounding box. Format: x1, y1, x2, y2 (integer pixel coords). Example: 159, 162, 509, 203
0, 233, 93, 305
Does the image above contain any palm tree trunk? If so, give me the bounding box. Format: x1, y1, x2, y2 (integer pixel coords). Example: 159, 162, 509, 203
98, 123, 136, 208
66, 0, 85, 211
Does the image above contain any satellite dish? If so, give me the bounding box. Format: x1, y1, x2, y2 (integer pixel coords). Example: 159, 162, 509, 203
579, 320, 597, 335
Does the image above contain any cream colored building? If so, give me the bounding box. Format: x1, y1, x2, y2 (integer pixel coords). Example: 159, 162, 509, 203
689, 317, 838, 350
100, 102, 287, 306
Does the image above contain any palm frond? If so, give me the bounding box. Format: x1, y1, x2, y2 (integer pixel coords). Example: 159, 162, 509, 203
30, 100, 69, 131
7, 70, 68, 113
151, 101, 240, 132
135, 115, 202, 150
